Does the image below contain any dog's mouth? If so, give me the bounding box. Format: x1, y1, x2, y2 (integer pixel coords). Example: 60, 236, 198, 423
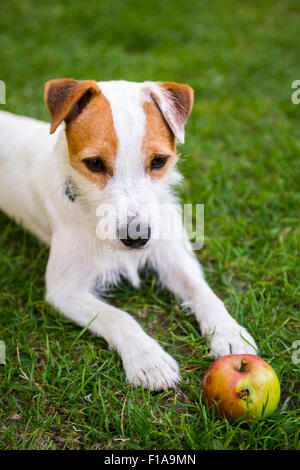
120, 237, 150, 249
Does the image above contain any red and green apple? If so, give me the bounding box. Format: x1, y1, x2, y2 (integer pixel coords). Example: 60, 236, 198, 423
202, 354, 281, 421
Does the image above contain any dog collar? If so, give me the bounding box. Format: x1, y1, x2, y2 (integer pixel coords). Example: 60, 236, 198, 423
64, 178, 77, 202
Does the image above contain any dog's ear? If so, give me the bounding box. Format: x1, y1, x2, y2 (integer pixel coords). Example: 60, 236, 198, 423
44, 78, 101, 134
150, 82, 194, 144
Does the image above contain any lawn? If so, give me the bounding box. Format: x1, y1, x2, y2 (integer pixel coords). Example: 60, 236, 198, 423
0, 0, 299, 450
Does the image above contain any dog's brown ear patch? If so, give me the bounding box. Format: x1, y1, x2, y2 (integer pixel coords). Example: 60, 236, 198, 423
45, 78, 101, 134
150, 81, 194, 144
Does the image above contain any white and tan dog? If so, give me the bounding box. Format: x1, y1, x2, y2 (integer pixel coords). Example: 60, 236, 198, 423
0, 79, 257, 390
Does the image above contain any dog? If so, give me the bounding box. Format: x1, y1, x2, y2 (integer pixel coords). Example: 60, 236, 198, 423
0, 79, 257, 390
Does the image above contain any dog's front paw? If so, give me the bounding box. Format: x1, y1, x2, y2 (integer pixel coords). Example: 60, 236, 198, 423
122, 342, 180, 391
209, 324, 258, 359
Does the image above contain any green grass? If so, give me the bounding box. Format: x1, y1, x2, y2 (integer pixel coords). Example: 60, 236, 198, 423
0, 0, 299, 450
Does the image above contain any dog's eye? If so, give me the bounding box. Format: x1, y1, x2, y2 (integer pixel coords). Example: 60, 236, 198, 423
83, 157, 106, 173
150, 155, 168, 170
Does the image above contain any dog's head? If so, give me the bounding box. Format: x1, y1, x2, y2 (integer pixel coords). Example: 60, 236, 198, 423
45, 79, 193, 250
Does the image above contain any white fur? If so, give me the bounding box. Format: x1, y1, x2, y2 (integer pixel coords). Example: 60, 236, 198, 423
0, 80, 257, 390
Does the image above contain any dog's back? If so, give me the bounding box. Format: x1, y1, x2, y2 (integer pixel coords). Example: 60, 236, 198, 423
0, 111, 57, 243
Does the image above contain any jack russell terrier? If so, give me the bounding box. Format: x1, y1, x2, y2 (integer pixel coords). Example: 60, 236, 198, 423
0, 79, 257, 390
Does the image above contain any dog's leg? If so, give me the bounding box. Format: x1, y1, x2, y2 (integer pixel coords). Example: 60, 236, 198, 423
152, 240, 257, 358
45, 232, 180, 390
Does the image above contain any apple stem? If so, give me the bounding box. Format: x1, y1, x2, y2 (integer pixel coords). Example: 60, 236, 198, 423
239, 359, 248, 372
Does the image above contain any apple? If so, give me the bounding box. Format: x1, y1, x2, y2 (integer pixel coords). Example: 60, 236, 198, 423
202, 354, 280, 421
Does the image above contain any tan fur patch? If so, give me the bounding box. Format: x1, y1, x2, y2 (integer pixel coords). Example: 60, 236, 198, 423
65, 93, 118, 190
143, 101, 177, 179
45, 79, 101, 134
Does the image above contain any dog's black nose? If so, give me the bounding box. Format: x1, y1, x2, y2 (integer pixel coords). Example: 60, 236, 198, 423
120, 226, 151, 249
